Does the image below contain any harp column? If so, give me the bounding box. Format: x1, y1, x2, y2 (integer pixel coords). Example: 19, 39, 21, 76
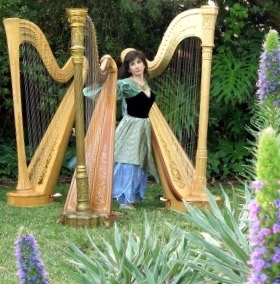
67, 9, 91, 215
194, 5, 218, 194
194, 46, 213, 193
4, 19, 32, 191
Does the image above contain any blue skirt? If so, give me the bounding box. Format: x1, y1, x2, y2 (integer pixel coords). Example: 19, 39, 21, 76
112, 162, 148, 205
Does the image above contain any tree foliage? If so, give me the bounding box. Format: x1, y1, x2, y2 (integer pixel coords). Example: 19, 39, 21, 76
206, 0, 274, 180
0, 0, 279, 180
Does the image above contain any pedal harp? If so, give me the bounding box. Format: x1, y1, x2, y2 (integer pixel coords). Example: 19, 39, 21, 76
63, 15, 117, 218
3, 17, 78, 206
123, 5, 219, 211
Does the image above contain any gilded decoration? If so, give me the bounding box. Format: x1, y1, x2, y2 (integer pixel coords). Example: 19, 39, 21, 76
92, 144, 109, 205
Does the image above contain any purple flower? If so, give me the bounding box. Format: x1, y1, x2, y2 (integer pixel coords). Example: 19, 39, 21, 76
250, 180, 264, 190
273, 277, 280, 284
15, 234, 49, 284
256, 42, 280, 103
249, 32, 280, 282
271, 251, 280, 263
254, 258, 266, 272
261, 228, 271, 236
272, 223, 280, 234
251, 247, 267, 258
260, 273, 268, 282
275, 199, 280, 208
249, 200, 260, 220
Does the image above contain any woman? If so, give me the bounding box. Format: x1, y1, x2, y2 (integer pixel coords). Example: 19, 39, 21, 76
112, 49, 159, 210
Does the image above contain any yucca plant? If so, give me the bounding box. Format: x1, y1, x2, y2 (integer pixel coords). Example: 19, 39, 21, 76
63, 187, 252, 284
64, 215, 202, 284
168, 187, 252, 284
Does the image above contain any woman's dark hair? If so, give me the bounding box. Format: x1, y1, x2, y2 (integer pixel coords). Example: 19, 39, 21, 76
118, 50, 149, 79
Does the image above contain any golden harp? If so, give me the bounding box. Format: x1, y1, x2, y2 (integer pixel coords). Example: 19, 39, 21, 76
3, 10, 115, 211
122, 5, 219, 211
3, 17, 76, 206
4, 9, 117, 221
62, 12, 117, 224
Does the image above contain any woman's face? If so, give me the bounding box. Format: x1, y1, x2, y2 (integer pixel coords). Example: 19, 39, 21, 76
128, 57, 145, 77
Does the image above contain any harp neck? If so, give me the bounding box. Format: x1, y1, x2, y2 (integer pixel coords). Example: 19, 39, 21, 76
147, 5, 218, 78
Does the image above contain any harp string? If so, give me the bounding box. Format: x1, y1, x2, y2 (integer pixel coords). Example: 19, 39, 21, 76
22, 43, 69, 159
150, 37, 201, 165
84, 16, 109, 129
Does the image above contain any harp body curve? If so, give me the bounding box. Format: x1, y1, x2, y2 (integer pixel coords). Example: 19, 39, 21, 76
148, 5, 217, 78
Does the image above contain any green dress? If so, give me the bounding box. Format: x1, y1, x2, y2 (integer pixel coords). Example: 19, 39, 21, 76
112, 78, 159, 205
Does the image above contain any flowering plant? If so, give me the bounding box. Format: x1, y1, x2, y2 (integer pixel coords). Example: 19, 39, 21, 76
257, 29, 280, 105
15, 234, 49, 284
248, 127, 280, 283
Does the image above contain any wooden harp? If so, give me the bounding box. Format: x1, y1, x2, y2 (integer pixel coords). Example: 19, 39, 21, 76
122, 5, 219, 211
62, 15, 117, 220
3, 17, 77, 206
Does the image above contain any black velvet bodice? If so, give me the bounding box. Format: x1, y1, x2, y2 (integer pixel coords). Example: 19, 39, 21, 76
125, 91, 155, 118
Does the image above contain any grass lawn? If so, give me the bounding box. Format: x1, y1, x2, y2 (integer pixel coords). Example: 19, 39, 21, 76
0, 180, 205, 284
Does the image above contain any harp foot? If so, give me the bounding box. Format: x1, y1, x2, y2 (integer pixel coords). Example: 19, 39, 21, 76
164, 194, 221, 212
59, 211, 113, 228
6, 190, 51, 207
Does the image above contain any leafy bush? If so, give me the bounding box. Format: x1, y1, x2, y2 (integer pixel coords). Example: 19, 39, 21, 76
206, 1, 263, 180
64, 186, 252, 283
211, 51, 257, 105
207, 139, 248, 180
0, 141, 74, 180
0, 143, 18, 179
64, 216, 201, 284
208, 47, 259, 180
168, 187, 252, 283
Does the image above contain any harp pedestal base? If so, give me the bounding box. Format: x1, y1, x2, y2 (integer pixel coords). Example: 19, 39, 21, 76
60, 211, 112, 228
6, 190, 51, 207
165, 194, 221, 212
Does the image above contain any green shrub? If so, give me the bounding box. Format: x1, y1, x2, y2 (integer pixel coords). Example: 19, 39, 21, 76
64, 215, 201, 284
0, 143, 18, 179
168, 187, 252, 283
64, 186, 252, 283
